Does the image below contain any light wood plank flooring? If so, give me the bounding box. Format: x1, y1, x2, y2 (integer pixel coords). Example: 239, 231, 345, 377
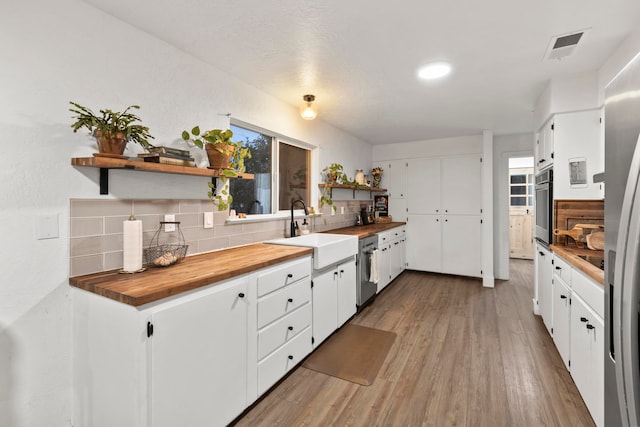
234, 260, 594, 426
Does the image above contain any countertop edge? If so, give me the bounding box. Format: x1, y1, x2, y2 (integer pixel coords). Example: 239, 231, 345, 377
69, 243, 313, 307
321, 222, 406, 238
549, 244, 604, 286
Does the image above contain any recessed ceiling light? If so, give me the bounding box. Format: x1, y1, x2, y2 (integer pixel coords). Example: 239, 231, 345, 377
417, 62, 452, 80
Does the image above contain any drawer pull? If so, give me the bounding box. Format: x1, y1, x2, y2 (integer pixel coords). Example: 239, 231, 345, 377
288, 355, 294, 360
560, 295, 567, 299
580, 317, 588, 323
238, 293, 245, 298
287, 298, 293, 303
288, 326, 294, 331
586, 324, 595, 330
287, 273, 293, 278
555, 266, 562, 270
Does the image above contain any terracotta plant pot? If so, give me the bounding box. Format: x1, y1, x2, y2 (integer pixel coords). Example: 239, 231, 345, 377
95, 130, 127, 156
205, 143, 235, 169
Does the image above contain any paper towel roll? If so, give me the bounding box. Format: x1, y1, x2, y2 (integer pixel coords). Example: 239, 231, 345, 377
123, 218, 143, 272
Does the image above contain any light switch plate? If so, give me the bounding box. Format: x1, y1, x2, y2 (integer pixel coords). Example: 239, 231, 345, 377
164, 214, 176, 232
36, 214, 59, 240
203, 212, 213, 229
340, 206, 345, 215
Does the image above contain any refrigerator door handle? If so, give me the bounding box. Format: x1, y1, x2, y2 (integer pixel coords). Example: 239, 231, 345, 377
614, 133, 640, 427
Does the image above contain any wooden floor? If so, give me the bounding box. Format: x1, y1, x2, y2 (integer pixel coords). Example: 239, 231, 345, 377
234, 260, 594, 427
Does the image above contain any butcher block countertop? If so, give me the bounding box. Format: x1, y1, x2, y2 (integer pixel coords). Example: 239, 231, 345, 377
550, 244, 604, 286
322, 222, 406, 239
69, 243, 313, 307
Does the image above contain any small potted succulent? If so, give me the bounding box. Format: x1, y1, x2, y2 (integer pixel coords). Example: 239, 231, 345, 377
69, 101, 154, 156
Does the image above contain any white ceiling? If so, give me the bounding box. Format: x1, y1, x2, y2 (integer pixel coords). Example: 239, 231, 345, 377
83, 0, 640, 144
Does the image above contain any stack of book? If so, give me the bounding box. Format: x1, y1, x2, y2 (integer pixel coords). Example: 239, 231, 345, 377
138, 146, 195, 166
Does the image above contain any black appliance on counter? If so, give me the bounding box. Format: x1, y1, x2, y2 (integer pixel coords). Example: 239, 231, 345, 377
535, 168, 553, 246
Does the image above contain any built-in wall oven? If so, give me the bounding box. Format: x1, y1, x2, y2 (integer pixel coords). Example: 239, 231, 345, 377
534, 168, 553, 246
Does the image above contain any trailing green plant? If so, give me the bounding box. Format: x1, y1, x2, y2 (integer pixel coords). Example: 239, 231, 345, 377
182, 126, 252, 211
69, 101, 154, 149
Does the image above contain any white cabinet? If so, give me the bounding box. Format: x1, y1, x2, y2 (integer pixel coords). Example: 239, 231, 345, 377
407, 158, 441, 214
570, 292, 604, 427
442, 216, 482, 277
441, 156, 482, 215
553, 109, 603, 200
376, 226, 406, 292
551, 275, 571, 370
406, 214, 441, 272
151, 276, 249, 427
312, 267, 338, 347
536, 244, 553, 334
312, 256, 356, 347
535, 117, 554, 172
405, 154, 483, 278
336, 258, 357, 326
375, 160, 407, 220
73, 256, 314, 427
74, 275, 252, 427
390, 231, 404, 279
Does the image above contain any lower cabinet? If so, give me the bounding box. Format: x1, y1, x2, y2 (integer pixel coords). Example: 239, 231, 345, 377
551, 276, 571, 369
73, 255, 314, 427
570, 285, 604, 427
377, 226, 407, 293
536, 244, 553, 334
312, 257, 356, 347
538, 252, 604, 427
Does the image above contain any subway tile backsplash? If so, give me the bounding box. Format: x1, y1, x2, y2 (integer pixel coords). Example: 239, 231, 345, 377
69, 198, 372, 276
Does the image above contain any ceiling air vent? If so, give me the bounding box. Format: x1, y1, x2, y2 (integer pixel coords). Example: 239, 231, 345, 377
544, 29, 589, 61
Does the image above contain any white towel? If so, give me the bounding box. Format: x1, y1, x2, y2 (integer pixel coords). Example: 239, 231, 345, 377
370, 249, 379, 284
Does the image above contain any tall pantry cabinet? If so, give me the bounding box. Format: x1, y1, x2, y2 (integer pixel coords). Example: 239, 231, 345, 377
379, 154, 483, 278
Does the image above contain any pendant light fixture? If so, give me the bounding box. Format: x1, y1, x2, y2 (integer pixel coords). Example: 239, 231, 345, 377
300, 94, 318, 120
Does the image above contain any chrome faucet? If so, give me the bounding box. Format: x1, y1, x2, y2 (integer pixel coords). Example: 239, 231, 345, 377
290, 199, 309, 237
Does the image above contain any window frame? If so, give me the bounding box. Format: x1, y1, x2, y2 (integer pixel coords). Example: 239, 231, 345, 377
229, 119, 318, 220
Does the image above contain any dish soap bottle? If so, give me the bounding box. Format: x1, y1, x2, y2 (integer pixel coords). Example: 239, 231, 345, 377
300, 218, 310, 235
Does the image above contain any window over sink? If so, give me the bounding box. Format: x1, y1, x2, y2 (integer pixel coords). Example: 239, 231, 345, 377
230, 121, 313, 216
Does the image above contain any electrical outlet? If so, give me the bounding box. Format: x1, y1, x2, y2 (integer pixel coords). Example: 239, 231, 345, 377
164, 214, 176, 232
203, 212, 213, 229
340, 206, 345, 215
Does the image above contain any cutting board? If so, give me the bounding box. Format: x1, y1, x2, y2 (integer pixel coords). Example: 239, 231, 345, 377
586, 231, 605, 250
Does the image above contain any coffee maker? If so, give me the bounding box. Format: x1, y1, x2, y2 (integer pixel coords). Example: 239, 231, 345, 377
361, 205, 374, 225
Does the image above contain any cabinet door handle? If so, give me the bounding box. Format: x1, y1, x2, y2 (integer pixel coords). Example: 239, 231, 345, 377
586, 324, 595, 330
436, 209, 439, 213
287, 273, 293, 278
238, 293, 245, 298
555, 266, 562, 270
288, 355, 294, 360
560, 295, 567, 299
340, 269, 344, 273
539, 251, 545, 256
287, 298, 293, 303
445, 209, 448, 213
580, 317, 588, 323
288, 326, 294, 331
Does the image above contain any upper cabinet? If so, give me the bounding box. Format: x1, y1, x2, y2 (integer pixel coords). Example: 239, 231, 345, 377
535, 117, 554, 172
552, 109, 603, 200
407, 158, 441, 214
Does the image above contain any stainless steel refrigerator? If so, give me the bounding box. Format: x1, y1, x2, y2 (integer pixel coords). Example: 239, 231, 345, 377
605, 50, 640, 427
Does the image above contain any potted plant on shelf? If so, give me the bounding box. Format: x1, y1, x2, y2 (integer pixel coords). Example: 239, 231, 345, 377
323, 162, 347, 184
182, 126, 251, 211
371, 166, 383, 188
69, 101, 154, 157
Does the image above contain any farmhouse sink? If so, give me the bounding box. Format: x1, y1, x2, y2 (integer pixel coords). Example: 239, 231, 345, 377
266, 233, 358, 270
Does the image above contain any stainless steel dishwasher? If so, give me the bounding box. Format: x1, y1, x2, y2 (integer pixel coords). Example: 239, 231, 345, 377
357, 234, 378, 310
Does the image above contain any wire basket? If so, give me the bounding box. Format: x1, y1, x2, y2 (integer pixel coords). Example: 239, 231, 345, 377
144, 221, 189, 267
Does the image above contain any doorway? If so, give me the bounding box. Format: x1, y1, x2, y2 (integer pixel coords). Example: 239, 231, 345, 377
509, 157, 534, 260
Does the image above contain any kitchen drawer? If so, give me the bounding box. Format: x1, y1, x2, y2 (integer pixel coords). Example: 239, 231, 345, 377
258, 326, 312, 396
256, 256, 311, 297
258, 302, 311, 360
389, 226, 404, 241
553, 255, 572, 285
257, 277, 311, 328
572, 267, 604, 318
377, 230, 391, 245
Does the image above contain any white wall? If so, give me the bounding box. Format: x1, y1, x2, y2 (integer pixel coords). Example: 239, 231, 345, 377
493, 133, 535, 280
0, 0, 372, 425
372, 135, 482, 160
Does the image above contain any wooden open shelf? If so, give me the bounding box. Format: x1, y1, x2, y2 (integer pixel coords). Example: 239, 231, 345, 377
72, 156, 253, 195
318, 183, 387, 199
